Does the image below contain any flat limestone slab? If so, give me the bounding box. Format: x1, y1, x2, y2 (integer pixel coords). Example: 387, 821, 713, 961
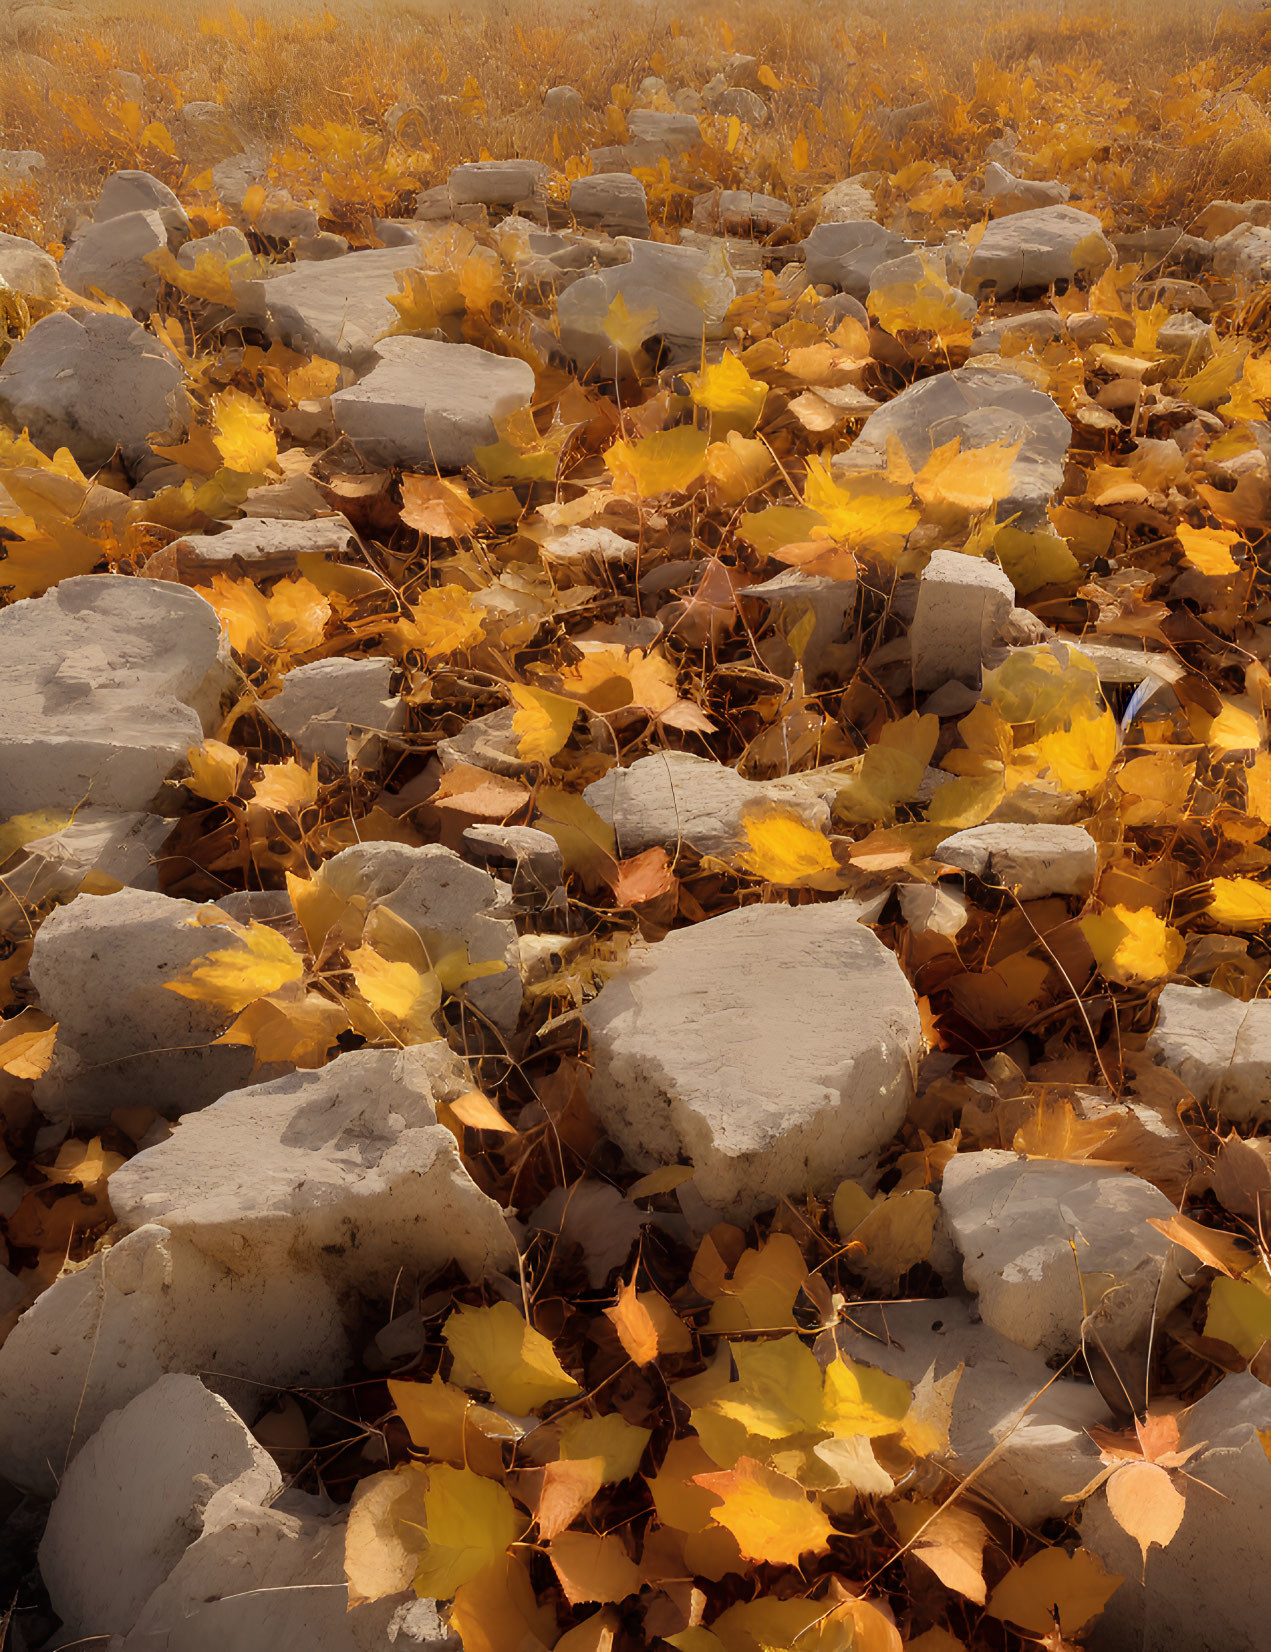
0, 576, 231, 819
583, 901, 920, 1219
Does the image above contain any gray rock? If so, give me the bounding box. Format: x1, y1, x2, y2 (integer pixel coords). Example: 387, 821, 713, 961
1083, 1374, 1271, 1652
703, 85, 768, 124
835, 366, 1070, 524
437, 705, 533, 779
963, 204, 1113, 297
448, 159, 549, 209
0, 575, 231, 819
1147, 985, 1271, 1125
570, 172, 650, 238
118, 1486, 458, 1652
177, 223, 252, 269
0, 1227, 346, 1495
264, 656, 404, 767
0, 147, 45, 179
1212, 222, 1271, 284
544, 84, 585, 120
936, 822, 1098, 898
745, 570, 859, 682
462, 823, 564, 894
109, 1047, 516, 1294
832, 1298, 1110, 1524
0, 808, 169, 908
0, 308, 191, 468
583, 901, 920, 1218
293, 230, 351, 262
556, 236, 736, 366
93, 169, 189, 238
238, 244, 422, 369
583, 750, 831, 857
29, 888, 283, 1124
151, 513, 357, 578
911, 548, 1017, 691
258, 197, 322, 242
331, 336, 534, 471
940, 1151, 1185, 1360
61, 208, 169, 312
0, 228, 59, 299
968, 309, 1064, 357
40, 1375, 281, 1641
812, 179, 879, 224
627, 108, 702, 155
803, 220, 912, 301
320, 842, 521, 1033
693, 189, 790, 235
983, 162, 1070, 213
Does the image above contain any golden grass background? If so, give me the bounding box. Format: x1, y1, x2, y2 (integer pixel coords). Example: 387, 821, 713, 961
0, 1, 1269, 245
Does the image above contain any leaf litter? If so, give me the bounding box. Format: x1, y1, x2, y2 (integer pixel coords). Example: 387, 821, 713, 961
3, 0, 1271, 1647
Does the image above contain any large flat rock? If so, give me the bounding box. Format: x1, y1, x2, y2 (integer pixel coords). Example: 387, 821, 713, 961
108, 1046, 517, 1293
39, 1374, 281, 1641
0, 575, 232, 819
0, 1224, 347, 1495
1147, 984, 1271, 1125
236, 243, 422, 368
0, 309, 191, 469
583, 901, 921, 1218
940, 1151, 1185, 1360
330, 336, 535, 471
29, 887, 286, 1123
834, 365, 1071, 524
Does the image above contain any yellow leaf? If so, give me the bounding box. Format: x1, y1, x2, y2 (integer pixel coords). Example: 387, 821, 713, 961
165, 919, 304, 1015
803, 457, 919, 558
714, 1334, 826, 1440
510, 684, 577, 764
893, 1500, 989, 1605
449, 1553, 558, 1652
250, 758, 321, 813
1081, 905, 1184, 986
735, 808, 839, 889
344, 1464, 431, 1607
43, 1132, 123, 1189
387, 1377, 505, 1477
212, 388, 279, 475
791, 131, 810, 171
684, 352, 768, 437
1205, 1263, 1271, 1358
346, 941, 442, 1045
444, 1300, 581, 1413
1203, 700, 1263, 755
391, 585, 487, 662
693, 1457, 833, 1565
604, 1278, 661, 1367
557, 1412, 651, 1482
602, 291, 660, 356
215, 989, 349, 1068
705, 430, 775, 505
207, 574, 330, 663
868, 255, 975, 345
1177, 523, 1242, 577
987, 1546, 1122, 1637
821, 1355, 912, 1440
1104, 1460, 1185, 1567
1033, 709, 1117, 794
737, 504, 825, 558
1209, 877, 1271, 929
0, 808, 73, 866
548, 1531, 641, 1606
412, 1464, 524, 1598
285, 867, 365, 958
185, 739, 246, 804
1013, 1098, 1117, 1162
605, 426, 710, 498
993, 525, 1081, 595
842, 1189, 937, 1289
0, 1010, 57, 1079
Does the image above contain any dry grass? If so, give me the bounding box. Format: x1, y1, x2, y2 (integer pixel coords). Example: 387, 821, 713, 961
0, 0, 1269, 243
